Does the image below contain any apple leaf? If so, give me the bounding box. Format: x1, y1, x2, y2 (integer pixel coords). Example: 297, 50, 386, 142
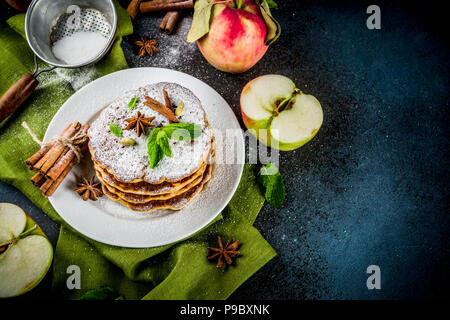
187, 0, 216, 43
258, 163, 286, 207
257, 0, 281, 45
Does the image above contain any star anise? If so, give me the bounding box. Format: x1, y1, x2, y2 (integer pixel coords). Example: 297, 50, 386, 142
135, 36, 158, 57
74, 176, 103, 201
208, 236, 240, 268
124, 111, 155, 137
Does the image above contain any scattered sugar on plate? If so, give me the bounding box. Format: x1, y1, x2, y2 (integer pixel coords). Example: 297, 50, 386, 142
52, 31, 108, 65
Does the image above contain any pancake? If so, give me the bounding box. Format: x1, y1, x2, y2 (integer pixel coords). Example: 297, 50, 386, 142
91, 135, 213, 193
88, 82, 213, 184
98, 168, 204, 203
96, 146, 215, 204
102, 163, 213, 212
94, 161, 207, 196
92, 138, 214, 195
88, 82, 215, 212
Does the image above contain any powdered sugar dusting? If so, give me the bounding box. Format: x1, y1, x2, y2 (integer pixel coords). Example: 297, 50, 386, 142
88, 82, 212, 183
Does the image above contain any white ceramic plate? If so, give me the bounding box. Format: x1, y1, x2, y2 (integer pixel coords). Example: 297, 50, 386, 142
45, 68, 244, 248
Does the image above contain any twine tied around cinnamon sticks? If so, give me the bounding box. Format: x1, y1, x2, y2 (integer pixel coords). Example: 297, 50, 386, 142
22, 122, 87, 163
22, 121, 90, 197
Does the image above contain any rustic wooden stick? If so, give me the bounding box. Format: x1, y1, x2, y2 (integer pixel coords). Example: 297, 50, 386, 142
0, 73, 38, 124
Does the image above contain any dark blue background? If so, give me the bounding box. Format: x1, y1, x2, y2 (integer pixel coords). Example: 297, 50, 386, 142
1, 0, 448, 299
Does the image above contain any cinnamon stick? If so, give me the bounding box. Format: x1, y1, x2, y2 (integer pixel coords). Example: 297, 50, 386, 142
26, 121, 90, 198
26, 143, 53, 167
162, 88, 172, 110
46, 124, 89, 181
34, 122, 81, 173
159, 11, 181, 34
144, 96, 179, 123
30, 172, 46, 187
39, 175, 53, 194
126, 0, 141, 20
140, 0, 193, 14
42, 143, 88, 198
25, 122, 73, 167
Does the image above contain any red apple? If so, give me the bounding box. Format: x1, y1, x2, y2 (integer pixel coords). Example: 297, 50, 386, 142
197, 0, 268, 73
5, 0, 31, 11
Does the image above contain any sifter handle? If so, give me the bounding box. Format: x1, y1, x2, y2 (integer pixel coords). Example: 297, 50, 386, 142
0, 73, 39, 124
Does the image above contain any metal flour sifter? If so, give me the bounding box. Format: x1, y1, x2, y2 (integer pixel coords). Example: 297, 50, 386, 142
0, 0, 118, 123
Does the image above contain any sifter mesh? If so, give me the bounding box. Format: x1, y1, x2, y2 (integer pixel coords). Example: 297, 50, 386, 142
50, 7, 111, 44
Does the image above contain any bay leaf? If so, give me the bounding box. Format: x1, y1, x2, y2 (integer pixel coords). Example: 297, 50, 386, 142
187, 0, 215, 43
257, 0, 281, 45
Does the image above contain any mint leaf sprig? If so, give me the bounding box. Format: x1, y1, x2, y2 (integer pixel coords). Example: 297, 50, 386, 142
128, 96, 139, 112
266, 0, 278, 10
109, 120, 122, 137
147, 123, 203, 169
258, 163, 286, 207
79, 287, 122, 300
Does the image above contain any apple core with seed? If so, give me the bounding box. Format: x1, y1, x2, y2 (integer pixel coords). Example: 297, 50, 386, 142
240, 74, 323, 151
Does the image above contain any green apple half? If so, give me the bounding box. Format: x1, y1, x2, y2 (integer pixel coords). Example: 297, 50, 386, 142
240, 74, 323, 151
0, 203, 53, 298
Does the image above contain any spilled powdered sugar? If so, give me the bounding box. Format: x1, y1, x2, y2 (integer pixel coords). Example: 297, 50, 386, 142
88, 82, 212, 183
54, 67, 98, 91
127, 16, 197, 69
38, 65, 98, 92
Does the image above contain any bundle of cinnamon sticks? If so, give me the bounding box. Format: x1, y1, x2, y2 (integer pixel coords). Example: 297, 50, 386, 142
127, 0, 194, 34
26, 122, 89, 198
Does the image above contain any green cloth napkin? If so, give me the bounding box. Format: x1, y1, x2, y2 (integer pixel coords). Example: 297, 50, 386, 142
0, 3, 276, 300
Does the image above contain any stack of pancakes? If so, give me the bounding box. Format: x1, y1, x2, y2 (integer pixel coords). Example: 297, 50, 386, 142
88, 82, 214, 212
92, 140, 214, 211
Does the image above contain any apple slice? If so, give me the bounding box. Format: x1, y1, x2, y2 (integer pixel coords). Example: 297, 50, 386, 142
240, 74, 323, 151
0, 202, 27, 243
0, 203, 53, 298
270, 93, 323, 150
240, 75, 296, 121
